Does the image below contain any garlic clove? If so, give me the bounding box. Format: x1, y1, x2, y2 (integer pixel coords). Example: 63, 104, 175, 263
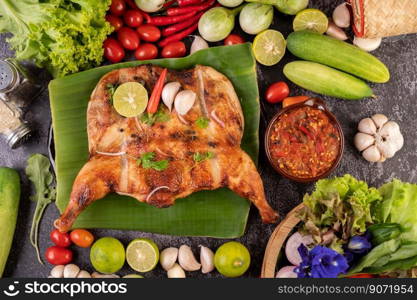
167, 263, 186, 278
162, 82, 181, 111
91, 272, 120, 278
354, 132, 375, 152
190, 36, 209, 54
77, 270, 91, 278
371, 114, 388, 129
362, 145, 381, 162
379, 121, 404, 152
353, 36, 382, 52
178, 245, 201, 271
174, 90, 196, 116
160, 247, 179, 271
332, 3, 350, 28
50, 265, 65, 278
326, 20, 348, 40
63, 264, 80, 278
358, 118, 377, 135
200, 246, 214, 274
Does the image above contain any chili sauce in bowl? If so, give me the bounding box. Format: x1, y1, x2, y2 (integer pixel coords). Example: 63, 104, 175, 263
265, 98, 344, 182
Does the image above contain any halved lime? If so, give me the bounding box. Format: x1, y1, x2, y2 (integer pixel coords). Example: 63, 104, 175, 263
293, 8, 329, 33
113, 82, 148, 118
123, 274, 144, 278
253, 29, 286, 66
126, 238, 159, 273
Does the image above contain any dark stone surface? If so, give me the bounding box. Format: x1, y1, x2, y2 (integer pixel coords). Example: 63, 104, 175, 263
1, 0, 416, 278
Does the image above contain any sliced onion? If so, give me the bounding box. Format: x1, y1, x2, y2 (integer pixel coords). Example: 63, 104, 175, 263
96, 151, 126, 156
276, 266, 297, 278
155, 147, 171, 157
174, 90, 196, 115
145, 186, 170, 202
210, 110, 225, 128
285, 232, 313, 266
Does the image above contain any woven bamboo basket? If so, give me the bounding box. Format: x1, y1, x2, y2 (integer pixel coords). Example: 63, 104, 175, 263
261, 204, 305, 278
349, 0, 417, 38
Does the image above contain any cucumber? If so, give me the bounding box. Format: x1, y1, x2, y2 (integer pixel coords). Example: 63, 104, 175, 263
286, 31, 390, 83
283, 61, 374, 100
0, 167, 20, 277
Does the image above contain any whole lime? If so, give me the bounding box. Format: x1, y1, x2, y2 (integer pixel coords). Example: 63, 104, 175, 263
90, 237, 125, 274
214, 241, 251, 277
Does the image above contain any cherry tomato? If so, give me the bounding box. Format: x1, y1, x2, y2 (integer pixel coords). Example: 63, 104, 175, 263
50, 229, 71, 248
70, 229, 95, 248
106, 14, 123, 31
123, 10, 143, 28
224, 34, 245, 46
135, 43, 158, 60
45, 246, 73, 265
117, 27, 140, 50
103, 38, 125, 63
110, 0, 126, 16
265, 81, 290, 103
161, 41, 186, 58
136, 24, 161, 42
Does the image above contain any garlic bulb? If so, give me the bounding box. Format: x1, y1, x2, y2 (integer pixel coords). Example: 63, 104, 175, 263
162, 82, 181, 111
167, 263, 186, 278
353, 36, 382, 52
160, 247, 179, 271
174, 90, 196, 116
354, 114, 404, 162
332, 3, 350, 28
190, 36, 209, 54
178, 245, 201, 271
200, 246, 214, 274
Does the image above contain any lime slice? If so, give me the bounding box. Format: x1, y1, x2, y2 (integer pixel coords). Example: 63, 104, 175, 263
123, 274, 144, 278
126, 238, 159, 273
113, 82, 148, 118
293, 8, 329, 34
252, 29, 286, 66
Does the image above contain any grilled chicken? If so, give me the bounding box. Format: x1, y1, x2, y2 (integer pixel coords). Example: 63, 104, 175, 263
54, 65, 278, 232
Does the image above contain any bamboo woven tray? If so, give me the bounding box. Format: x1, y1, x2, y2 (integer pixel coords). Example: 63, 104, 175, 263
261, 204, 305, 278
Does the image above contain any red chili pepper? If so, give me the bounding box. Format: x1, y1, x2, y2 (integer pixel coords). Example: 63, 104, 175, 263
163, 0, 177, 8
140, 10, 152, 24
167, 0, 215, 16
299, 125, 315, 140
162, 11, 204, 36
159, 22, 198, 47
178, 0, 204, 7
147, 68, 168, 114
149, 11, 196, 26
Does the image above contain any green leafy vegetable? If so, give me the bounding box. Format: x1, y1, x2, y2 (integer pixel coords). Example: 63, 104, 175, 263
26, 154, 56, 264
193, 151, 214, 163
140, 108, 170, 126
0, 0, 113, 77
107, 83, 119, 105
137, 152, 169, 171
195, 117, 210, 129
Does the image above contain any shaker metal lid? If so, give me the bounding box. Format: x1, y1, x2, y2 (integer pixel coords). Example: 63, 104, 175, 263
0, 60, 16, 91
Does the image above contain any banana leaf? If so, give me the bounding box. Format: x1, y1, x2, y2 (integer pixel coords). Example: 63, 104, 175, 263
49, 43, 259, 238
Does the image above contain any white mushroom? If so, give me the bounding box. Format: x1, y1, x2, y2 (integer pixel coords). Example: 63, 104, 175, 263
63, 264, 80, 278
354, 114, 404, 162
50, 265, 65, 278
160, 247, 179, 271
178, 245, 201, 271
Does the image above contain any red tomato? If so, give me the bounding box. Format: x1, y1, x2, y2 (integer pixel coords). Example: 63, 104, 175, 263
110, 0, 126, 16
161, 41, 186, 58
106, 14, 123, 31
103, 38, 125, 63
50, 229, 71, 248
45, 246, 73, 265
224, 34, 245, 46
117, 27, 140, 50
347, 274, 374, 278
70, 229, 94, 248
265, 81, 290, 103
135, 43, 158, 60
124, 10, 143, 28
136, 24, 161, 42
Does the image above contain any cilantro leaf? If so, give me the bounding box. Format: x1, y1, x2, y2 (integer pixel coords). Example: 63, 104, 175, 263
195, 117, 210, 129
137, 152, 169, 171
107, 83, 118, 105
140, 108, 170, 126
193, 151, 215, 163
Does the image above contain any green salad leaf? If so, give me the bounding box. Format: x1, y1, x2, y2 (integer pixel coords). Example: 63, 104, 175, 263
0, 0, 113, 77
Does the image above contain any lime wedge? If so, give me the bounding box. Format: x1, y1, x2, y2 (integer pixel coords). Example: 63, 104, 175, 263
113, 82, 148, 118
126, 238, 159, 273
252, 29, 286, 66
293, 8, 329, 34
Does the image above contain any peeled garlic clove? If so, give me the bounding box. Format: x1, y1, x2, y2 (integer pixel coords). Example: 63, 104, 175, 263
63, 264, 80, 278
167, 263, 186, 278
326, 20, 348, 40
50, 265, 65, 278
353, 36, 382, 52
160, 247, 179, 271
91, 272, 120, 278
354, 132, 375, 152
77, 270, 91, 278
358, 118, 377, 135
200, 246, 214, 274
178, 245, 201, 271
190, 36, 209, 54
362, 145, 381, 162
174, 90, 196, 116
162, 82, 181, 111
333, 3, 350, 28
371, 114, 388, 129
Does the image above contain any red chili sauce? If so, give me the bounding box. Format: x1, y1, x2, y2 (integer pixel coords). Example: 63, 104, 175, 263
268, 106, 341, 179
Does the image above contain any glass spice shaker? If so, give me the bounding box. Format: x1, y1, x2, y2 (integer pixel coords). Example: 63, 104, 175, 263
0, 100, 30, 148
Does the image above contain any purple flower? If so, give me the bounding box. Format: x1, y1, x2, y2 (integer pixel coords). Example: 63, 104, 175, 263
347, 235, 372, 254
294, 245, 349, 278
